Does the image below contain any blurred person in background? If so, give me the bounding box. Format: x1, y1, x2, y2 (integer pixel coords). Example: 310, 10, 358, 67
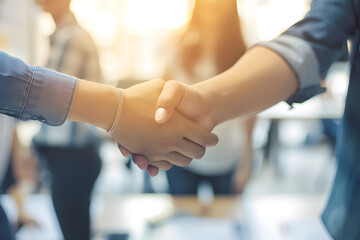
32, 0, 103, 239
0, 116, 39, 238
162, 0, 256, 195
1, 127, 39, 230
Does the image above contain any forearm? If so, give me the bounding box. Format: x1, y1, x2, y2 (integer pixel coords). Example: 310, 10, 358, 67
239, 143, 253, 169
195, 46, 298, 125
67, 79, 119, 131
240, 116, 256, 168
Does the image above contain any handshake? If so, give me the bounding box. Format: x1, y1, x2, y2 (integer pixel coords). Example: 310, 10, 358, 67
107, 79, 219, 177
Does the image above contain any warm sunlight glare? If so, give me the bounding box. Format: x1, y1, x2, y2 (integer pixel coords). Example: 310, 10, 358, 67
257, 0, 309, 40
70, 0, 120, 46
238, 0, 309, 43
125, 0, 190, 34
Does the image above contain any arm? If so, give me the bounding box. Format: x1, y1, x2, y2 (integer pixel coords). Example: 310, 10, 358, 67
117, 0, 355, 175
130, 46, 300, 174
196, 46, 298, 125
232, 116, 256, 194
68, 79, 217, 167
67, 79, 118, 131
0, 51, 218, 176
9, 130, 38, 227
156, 46, 298, 128
155, 0, 354, 127
0, 51, 77, 126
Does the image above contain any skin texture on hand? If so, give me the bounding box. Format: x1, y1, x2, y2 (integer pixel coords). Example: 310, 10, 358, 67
110, 79, 218, 172
118, 144, 159, 176
127, 80, 215, 176
155, 80, 215, 130
68, 79, 218, 176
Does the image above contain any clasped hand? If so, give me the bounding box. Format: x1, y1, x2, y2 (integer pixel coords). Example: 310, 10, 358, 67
109, 79, 217, 176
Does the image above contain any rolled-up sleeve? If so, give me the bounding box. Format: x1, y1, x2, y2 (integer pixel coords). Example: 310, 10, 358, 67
0, 51, 78, 126
256, 0, 356, 105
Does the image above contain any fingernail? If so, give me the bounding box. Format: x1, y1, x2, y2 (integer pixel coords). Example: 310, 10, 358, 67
155, 108, 167, 122
137, 161, 147, 170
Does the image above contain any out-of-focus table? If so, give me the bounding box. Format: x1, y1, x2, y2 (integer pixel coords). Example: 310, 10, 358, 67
257, 87, 345, 177
91, 194, 331, 240
257, 62, 348, 173
258, 95, 344, 120
91, 194, 242, 240
1, 193, 332, 240
242, 194, 332, 240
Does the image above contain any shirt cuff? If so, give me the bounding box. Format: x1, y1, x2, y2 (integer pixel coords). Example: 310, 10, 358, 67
19, 66, 78, 126
256, 35, 326, 106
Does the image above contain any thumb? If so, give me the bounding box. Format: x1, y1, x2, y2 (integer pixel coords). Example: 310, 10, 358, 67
155, 80, 186, 124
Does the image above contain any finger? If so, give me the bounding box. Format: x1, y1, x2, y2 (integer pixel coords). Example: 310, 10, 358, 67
132, 154, 149, 170
118, 143, 131, 157
163, 152, 192, 167
183, 125, 219, 147
178, 138, 206, 159
155, 80, 186, 124
147, 165, 159, 177
148, 160, 173, 170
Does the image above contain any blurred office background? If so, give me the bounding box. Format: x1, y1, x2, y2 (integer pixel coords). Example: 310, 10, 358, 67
0, 0, 348, 239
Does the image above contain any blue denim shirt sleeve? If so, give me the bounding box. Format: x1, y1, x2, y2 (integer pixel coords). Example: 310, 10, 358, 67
0, 51, 78, 126
257, 0, 356, 106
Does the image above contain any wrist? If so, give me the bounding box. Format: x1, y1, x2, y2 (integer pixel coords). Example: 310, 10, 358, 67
68, 80, 120, 131
193, 83, 219, 129
107, 89, 125, 134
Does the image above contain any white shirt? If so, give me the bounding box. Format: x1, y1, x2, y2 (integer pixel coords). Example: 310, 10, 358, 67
186, 118, 244, 176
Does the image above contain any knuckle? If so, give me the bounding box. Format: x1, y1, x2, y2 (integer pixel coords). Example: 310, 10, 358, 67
145, 151, 157, 162
154, 78, 165, 84
175, 138, 184, 149
151, 161, 172, 170
162, 163, 173, 171
159, 97, 175, 109
177, 157, 192, 167
148, 161, 160, 168
150, 154, 161, 162
167, 79, 179, 86
165, 139, 180, 152
149, 145, 167, 160
204, 135, 217, 147
183, 158, 192, 167
194, 148, 206, 159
